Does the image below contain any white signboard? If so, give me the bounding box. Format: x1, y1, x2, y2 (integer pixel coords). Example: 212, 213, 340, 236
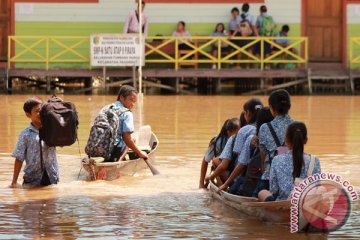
90, 34, 144, 67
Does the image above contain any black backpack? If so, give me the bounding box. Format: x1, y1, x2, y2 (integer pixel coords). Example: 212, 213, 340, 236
240, 146, 262, 197
39, 96, 79, 147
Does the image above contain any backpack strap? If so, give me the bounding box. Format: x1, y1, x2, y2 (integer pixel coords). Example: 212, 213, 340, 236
307, 154, 316, 177
267, 123, 282, 147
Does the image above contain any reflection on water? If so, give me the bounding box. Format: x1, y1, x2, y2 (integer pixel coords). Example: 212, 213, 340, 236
0, 95, 359, 239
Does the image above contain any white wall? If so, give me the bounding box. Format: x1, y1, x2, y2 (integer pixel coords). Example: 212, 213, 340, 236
347, 4, 360, 24
15, 0, 301, 23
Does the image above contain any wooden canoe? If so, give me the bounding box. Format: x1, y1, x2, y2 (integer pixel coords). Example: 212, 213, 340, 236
210, 181, 290, 224
81, 131, 159, 181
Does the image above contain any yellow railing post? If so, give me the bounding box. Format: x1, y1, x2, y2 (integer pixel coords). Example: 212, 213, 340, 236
218, 37, 221, 70
260, 37, 264, 70
175, 38, 179, 70
46, 36, 49, 70
7, 36, 11, 69
350, 38, 353, 69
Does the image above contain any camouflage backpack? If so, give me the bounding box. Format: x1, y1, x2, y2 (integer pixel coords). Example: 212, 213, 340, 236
85, 104, 128, 159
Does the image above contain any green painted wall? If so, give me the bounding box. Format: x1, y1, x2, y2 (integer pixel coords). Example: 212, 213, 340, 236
11, 22, 306, 69
348, 24, 360, 69
16, 22, 301, 37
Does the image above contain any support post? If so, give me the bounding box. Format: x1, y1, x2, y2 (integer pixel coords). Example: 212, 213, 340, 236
176, 77, 180, 94
6, 68, 11, 94
103, 66, 107, 93
307, 68, 312, 95
132, 66, 137, 89
46, 77, 51, 94
349, 68, 355, 95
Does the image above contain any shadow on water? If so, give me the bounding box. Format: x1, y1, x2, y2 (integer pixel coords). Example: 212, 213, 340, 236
2, 191, 351, 239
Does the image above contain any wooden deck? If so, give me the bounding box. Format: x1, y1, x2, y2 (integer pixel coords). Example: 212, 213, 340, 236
1, 67, 359, 95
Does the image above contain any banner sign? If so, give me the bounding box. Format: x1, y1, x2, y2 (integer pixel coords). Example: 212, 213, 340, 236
90, 34, 144, 67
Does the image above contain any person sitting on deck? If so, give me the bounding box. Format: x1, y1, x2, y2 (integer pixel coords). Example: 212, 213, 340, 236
172, 21, 192, 51
258, 122, 321, 201
102, 85, 148, 162
272, 25, 299, 68
206, 99, 263, 189
210, 23, 230, 69
199, 117, 242, 188
229, 7, 240, 35
11, 97, 59, 188
123, 1, 149, 36
253, 89, 294, 197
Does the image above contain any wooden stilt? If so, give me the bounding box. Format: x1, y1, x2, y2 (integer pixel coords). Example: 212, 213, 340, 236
349, 69, 355, 95
46, 77, 51, 94
307, 68, 312, 95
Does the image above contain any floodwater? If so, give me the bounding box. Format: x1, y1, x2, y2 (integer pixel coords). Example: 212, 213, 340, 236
0, 95, 359, 239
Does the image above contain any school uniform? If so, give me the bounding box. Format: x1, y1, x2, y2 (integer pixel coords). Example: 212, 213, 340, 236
204, 137, 227, 163
101, 101, 134, 162
270, 151, 321, 201
237, 134, 255, 165
236, 12, 256, 27
219, 135, 235, 161
233, 124, 256, 157
225, 125, 256, 195
172, 31, 192, 50
259, 115, 294, 181
229, 18, 237, 34
12, 124, 59, 186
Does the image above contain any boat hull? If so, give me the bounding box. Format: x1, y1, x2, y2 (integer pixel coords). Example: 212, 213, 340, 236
210, 181, 290, 224
82, 132, 158, 181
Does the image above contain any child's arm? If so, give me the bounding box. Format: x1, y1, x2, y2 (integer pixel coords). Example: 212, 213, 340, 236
10, 159, 23, 188
199, 158, 208, 188
123, 132, 148, 160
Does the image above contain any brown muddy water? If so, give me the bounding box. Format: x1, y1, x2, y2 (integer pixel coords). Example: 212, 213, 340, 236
0, 95, 359, 239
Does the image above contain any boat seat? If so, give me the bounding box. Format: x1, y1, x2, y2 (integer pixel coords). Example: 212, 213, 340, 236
132, 125, 152, 152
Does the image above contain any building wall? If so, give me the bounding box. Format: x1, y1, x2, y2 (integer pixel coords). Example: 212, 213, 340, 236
347, 3, 360, 67
15, 0, 302, 36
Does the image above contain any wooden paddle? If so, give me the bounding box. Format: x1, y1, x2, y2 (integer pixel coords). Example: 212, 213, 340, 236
138, 125, 160, 175
143, 158, 160, 175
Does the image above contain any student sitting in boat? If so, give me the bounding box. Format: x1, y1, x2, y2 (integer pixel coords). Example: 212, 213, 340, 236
258, 122, 321, 201
104, 85, 148, 162
255, 89, 294, 196
206, 99, 263, 189
199, 117, 242, 188
231, 107, 274, 196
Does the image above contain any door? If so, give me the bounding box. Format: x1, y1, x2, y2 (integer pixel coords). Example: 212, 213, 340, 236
305, 0, 343, 62
0, 0, 10, 60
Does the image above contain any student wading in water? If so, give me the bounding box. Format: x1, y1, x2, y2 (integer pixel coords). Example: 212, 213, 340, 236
11, 97, 59, 188
103, 86, 148, 162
